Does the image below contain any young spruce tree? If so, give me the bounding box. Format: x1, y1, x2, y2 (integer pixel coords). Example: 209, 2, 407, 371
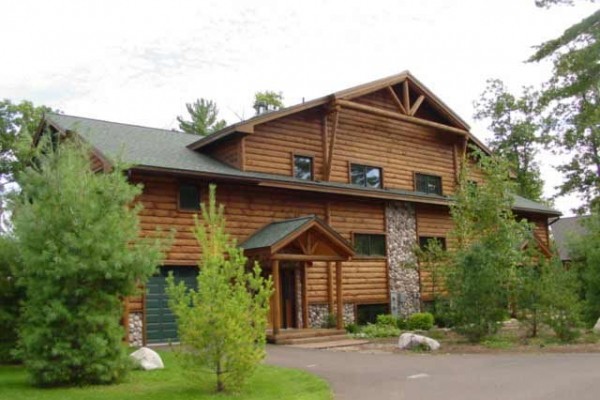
12, 140, 163, 386
166, 184, 272, 393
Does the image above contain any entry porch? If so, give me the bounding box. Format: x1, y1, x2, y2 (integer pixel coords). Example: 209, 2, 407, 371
241, 215, 355, 342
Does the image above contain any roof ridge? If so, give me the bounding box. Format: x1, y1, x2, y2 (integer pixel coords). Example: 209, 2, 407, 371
268, 215, 316, 225
46, 112, 201, 139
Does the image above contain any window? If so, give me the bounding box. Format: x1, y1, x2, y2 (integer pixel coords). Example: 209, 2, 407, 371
357, 304, 388, 325
354, 233, 386, 257
293, 155, 313, 180
350, 164, 382, 188
178, 184, 200, 210
418, 236, 447, 251
415, 173, 442, 195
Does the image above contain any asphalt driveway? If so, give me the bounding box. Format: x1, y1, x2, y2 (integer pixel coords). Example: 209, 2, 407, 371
266, 345, 600, 400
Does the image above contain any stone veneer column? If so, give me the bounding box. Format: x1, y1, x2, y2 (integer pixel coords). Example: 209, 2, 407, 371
386, 201, 420, 317
128, 312, 143, 347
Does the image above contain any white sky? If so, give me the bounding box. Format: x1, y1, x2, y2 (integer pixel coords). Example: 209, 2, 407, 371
2, 0, 597, 215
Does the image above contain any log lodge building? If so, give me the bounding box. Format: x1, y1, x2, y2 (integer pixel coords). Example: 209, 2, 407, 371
40, 72, 559, 345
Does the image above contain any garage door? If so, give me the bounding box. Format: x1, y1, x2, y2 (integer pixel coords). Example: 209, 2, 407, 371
146, 266, 198, 344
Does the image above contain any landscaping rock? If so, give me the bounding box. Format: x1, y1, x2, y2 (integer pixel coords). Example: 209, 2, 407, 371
130, 347, 164, 370
593, 318, 600, 334
398, 332, 440, 351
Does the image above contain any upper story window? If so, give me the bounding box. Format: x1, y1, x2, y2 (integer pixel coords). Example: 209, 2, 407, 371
350, 164, 382, 188
415, 173, 442, 195
293, 155, 313, 181
179, 184, 200, 211
354, 233, 386, 257
418, 236, 447, 251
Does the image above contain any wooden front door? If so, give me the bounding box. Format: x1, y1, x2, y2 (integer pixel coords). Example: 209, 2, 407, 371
280, 266, 297, 329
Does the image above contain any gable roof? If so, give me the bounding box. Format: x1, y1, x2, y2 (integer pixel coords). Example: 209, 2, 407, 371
550, 215, 590, 261
240, 215, 355, 259
41, 111, 559, 216
187, 71, 480, 151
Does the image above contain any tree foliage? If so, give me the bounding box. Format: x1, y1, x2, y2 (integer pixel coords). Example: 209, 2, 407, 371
0, 234, 22, 363
0, 99, 53, 180
516, 245, 581, 339
528, 9, 600, 212
253, 91, 284, 115
569, 208, 600, 325
12, 140, 163, 386
166, 184, 272, 393
474, 79, 547, 200
447, 151, 531, 342
177, 98, 227, 136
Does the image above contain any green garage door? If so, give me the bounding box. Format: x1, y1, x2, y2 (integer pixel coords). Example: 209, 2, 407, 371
146, 266, 198, 344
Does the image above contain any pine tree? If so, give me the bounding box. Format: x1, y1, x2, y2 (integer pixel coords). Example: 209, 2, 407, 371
12, 139, 163, 386
177, 99, 227, 136
166, 184, 272, 393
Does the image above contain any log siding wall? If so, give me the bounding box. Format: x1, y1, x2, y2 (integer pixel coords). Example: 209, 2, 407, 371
132, 172, 389, 307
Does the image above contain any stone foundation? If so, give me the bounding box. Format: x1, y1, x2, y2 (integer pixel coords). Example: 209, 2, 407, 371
307, 303, 355, 328
386, 201, 420, 317
128, 312, 143, 347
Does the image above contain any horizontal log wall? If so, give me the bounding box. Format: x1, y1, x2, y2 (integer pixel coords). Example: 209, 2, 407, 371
416, 204, 454, 301
206, 137, 242, 169
329, 107, 458, 195
244, 109, 325, 180
241, 93, 462, 195
131, 171, 389, 307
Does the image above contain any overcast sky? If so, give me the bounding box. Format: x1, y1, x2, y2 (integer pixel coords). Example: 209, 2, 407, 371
2, 0, 597, 215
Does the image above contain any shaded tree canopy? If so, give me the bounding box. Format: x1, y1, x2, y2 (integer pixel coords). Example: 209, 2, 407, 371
528, 8, 600, 212
253, 91, 284, 115
177, 98, 227, 136
474, 79, 547, 201
0, 99, 54, 181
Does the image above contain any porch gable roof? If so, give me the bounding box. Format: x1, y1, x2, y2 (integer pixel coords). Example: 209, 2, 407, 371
240, 215, 355, 260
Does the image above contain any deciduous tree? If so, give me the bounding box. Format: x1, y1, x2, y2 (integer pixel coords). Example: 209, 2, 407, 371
253, 91, 284, 115
474, 79, 547, 201
447, 151, 530, 342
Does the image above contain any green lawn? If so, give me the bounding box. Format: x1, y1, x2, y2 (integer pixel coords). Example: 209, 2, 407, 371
0, 351, 331, 400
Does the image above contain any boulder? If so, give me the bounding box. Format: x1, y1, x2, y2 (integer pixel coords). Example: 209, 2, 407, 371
130, 347, 164, 370
398, 332, 440, 351
593, 318, 600, 334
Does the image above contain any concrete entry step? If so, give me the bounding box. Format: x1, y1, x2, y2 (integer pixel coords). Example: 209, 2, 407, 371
287, 338, 371, 349
267, 328, 347, 344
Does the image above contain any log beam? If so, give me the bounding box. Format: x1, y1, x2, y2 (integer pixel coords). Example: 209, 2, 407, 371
327, 262, 334, 315
335, 99, 469, 136
402, 81, 410, 112
272, 259, 281, 335
387, 86, 407, 114
324, 107, 340, 181
336, 261, 343, 330
302, 262, 309, 328
409, 95, 425, 116
271, 254, 346, 261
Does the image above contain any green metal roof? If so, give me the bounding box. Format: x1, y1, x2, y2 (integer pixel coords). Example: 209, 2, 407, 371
240, 216, 317, 250
44, 113, 560, 216
513, 194, 560, 216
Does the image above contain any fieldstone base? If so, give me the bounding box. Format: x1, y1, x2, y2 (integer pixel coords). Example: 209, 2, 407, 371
128, 312, 143, 347
307, 303, 355, 328
386, 201, 420, 317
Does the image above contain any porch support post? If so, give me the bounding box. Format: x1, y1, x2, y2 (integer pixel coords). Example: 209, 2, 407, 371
302, 262, 309, 329
272, 259, 281, 335
327, 262, 334, 315
335, 261, 343, 330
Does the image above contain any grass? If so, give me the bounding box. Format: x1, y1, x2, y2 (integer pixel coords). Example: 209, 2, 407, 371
0, 351, 331, 400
